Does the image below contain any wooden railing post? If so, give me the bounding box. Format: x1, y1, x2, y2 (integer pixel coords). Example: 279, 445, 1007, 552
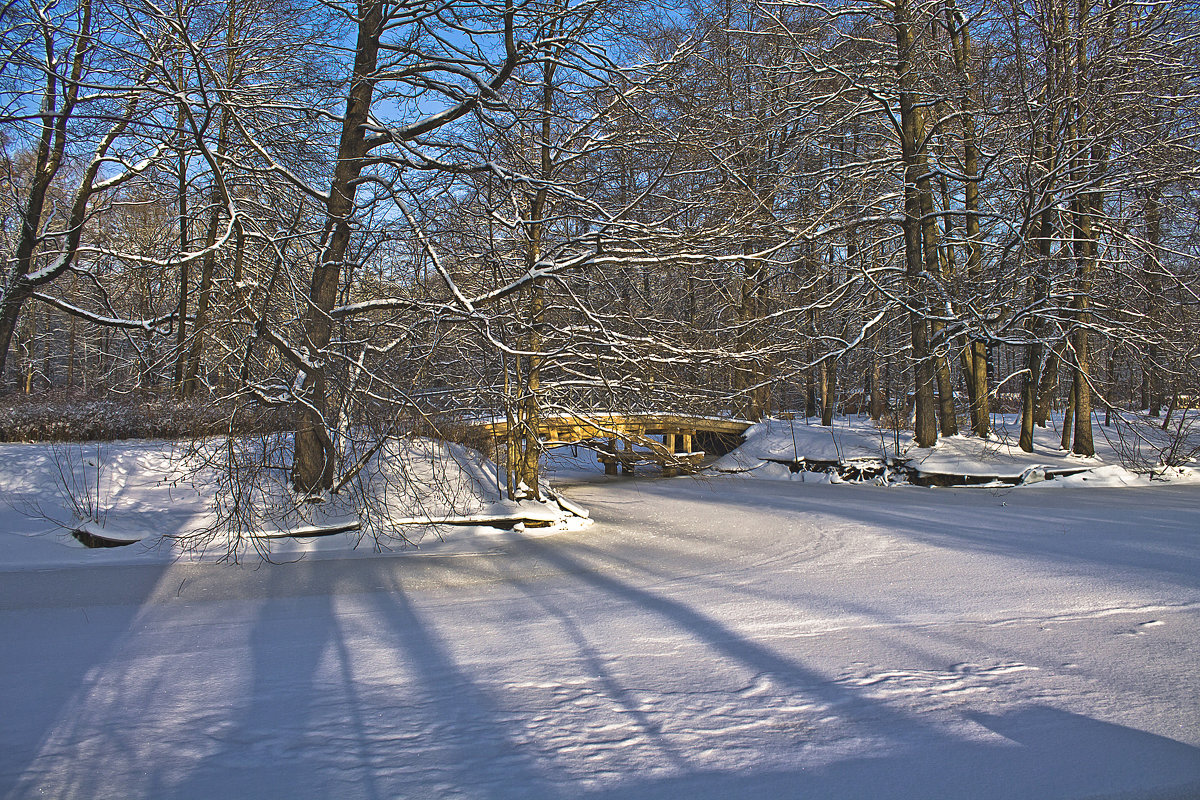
663, 431, 678, 477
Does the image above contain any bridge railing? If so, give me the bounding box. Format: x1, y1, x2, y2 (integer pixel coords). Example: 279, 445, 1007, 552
420, 381, 741, 427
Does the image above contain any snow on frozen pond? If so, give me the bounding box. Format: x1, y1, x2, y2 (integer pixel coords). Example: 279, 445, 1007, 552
3, 462, 1200, 799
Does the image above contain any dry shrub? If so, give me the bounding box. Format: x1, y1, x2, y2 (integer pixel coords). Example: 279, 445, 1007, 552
0, 390, 294, 443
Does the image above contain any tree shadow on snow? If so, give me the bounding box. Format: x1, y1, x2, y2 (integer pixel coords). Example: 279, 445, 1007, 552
578, 705, 1200, 800
0, 562, 169, 799
6, 514, 1198, 800
146, 555, 564, 800
625, 479, 1200, 592
515, 538, 1200, 799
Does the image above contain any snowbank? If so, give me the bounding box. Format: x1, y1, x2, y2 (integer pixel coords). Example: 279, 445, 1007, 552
709, 414, 1200, 487
0, 437, 588, 566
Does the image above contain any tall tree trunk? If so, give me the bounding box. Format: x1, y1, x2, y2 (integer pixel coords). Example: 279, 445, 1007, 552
821, 357, 837, 426
292, 0, 382, 493
511, 16, 567, 500
919, 161, 952, 437
1069, 227, 1096, 457
173, 99, 190, 392
895, 0, 938, 447
933, 99, 976, 435
1065, 0, 1114, 458
182, 108, 237, 399
1020, 119, 1056, 451
1036, 342, 1063, 427
517, 182, 548, 499
1142, 192, 1163, 416
1067, 21, 1101, 457
944, 0, 989, 437
519, 280, 544, 499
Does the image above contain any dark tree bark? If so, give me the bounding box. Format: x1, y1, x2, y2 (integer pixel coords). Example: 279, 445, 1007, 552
292, 0, 383, 493
894, 0, 938, 448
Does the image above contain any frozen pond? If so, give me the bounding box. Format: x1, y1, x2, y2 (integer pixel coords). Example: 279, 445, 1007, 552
3, 473, 1199, 799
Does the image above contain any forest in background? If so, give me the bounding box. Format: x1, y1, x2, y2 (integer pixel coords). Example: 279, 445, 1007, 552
2, 0, 1198, 505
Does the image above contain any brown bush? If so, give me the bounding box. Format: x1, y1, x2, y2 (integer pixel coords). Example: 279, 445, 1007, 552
0, 390, 294, 443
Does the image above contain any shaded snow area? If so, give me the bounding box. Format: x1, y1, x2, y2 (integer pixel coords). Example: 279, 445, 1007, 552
2, 428, 1200, 799
712, 414, 1200, 486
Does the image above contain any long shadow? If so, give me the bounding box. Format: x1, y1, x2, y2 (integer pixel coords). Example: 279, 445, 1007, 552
492, 554, 693, 770
527, 488, 1040, 654
564, 478, 1200, 687
518, 538, 959, 746
621, 478, 1200, 591
575, 705, 1200, 799
547, 484, 1200, 786
167, 563, 356, 800
0, 561, 167, 798
8, 556, 420, 800
157, 554, 566, 799
355, 564, 565, 800
517, 528, 1023, 715
518, 535, 1200, 794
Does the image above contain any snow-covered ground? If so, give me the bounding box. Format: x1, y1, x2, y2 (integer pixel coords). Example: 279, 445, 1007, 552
2, 418, 1199, 798
714, 413, 1200, 486
0, 436, 588, 566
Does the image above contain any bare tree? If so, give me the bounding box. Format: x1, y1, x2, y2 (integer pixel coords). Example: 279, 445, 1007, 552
0, 0, 167, 384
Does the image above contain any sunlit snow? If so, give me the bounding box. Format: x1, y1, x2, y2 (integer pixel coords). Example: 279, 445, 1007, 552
1, 418, 1198, 799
